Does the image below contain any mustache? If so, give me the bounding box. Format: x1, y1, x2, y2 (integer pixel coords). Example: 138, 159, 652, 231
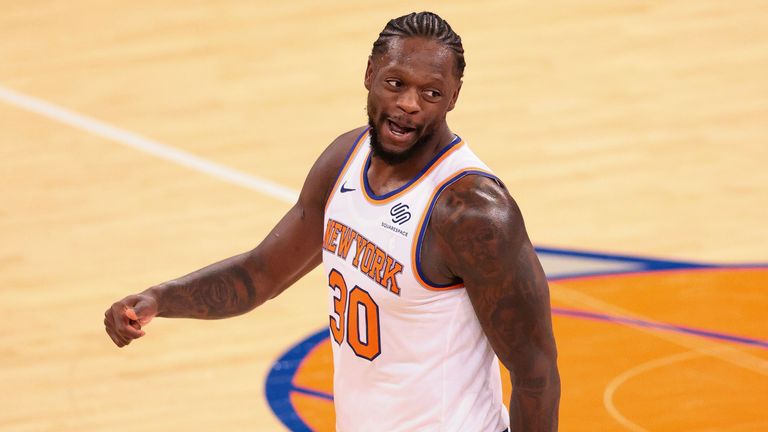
387, 115, 418, 130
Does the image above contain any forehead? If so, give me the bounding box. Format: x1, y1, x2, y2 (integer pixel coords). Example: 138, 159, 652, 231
373, 37, 457, 81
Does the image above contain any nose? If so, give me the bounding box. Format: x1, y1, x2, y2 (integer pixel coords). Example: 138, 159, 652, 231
396, 88, 420, 114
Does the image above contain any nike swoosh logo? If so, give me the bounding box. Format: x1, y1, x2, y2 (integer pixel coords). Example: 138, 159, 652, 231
340, 181, 356, 193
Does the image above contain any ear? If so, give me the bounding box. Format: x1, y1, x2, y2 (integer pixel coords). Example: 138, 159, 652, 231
364, 56, 374, 90
447, 80, 462, 112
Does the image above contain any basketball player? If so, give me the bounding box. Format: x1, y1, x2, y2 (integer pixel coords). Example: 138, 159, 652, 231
104, 12, 560, 431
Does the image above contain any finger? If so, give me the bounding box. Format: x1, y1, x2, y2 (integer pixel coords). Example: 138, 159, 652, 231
105, 326, 127, 347
112, 305, 143, 336
123, 308, 147, 337
105, 326, 118, 345
110, 303, 125, 326
115, 329, 132, 347
132, 300, 155, 326
104, 318, 121, 344
106, 303, 132, 347
125, 302, 154, 327
120, 322, 146, 339
105, 321, 129, 345
125, 307, 138, 321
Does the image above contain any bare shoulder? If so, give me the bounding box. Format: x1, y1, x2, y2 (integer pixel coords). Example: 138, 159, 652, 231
429, 174, 528, 279
431, 174, 525, 245
300, 126, 368, 208
436, 174, 519, 215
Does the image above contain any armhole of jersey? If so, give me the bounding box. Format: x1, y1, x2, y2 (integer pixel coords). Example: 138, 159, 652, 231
324, 127, 370, 213
411, 168, 501, 291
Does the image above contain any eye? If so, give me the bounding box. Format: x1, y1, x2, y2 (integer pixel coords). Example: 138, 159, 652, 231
423, 89, 442, 100
384, 79, 402, 88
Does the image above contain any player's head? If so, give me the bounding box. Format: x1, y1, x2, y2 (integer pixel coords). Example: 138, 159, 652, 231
372, 12, 466, 80
364, 12, 465, 165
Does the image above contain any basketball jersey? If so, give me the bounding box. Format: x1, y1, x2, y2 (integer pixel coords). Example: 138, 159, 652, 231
322, 128, 510, 432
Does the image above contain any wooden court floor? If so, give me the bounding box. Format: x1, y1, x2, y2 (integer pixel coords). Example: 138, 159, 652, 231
1, 1, 766, 431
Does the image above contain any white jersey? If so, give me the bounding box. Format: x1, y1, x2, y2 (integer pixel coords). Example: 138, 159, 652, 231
322, 128, 509, 432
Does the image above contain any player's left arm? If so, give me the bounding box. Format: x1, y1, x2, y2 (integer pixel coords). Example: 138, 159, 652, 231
431, 175, 560, 431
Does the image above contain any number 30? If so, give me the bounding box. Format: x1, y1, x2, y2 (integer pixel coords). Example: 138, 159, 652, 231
328, 269, 381, 361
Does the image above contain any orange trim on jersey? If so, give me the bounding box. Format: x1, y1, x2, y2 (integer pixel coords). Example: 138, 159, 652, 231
324, 128, 370, 213
411, 167, 498, 291
360, 139, 466, 206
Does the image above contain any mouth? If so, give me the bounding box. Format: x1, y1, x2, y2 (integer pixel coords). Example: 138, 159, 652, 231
384, 118, 417, 143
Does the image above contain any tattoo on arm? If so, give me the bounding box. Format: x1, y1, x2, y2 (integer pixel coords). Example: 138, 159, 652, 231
154, 256, 262, 319
489, 257, 560, 431
432, 176, 560, 431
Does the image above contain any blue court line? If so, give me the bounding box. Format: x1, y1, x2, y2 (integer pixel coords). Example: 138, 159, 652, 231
535, 246, 714, 271
293, 385, 334, 401
552, 307, 768, 349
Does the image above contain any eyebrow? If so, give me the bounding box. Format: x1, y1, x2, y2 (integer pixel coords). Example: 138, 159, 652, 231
381, 65, 449, 85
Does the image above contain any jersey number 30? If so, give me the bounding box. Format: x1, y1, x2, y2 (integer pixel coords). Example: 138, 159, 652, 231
328, 269, 381, 361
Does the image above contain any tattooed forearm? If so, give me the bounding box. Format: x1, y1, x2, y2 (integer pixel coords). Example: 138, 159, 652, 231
431, 175, 560, 431
509, 358, 561, 431
493, 279, 560, 431
149, 254, 263, 319
516, 376, 548, 393
488, 254, 560, 431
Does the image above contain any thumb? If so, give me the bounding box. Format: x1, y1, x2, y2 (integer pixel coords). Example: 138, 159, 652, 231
123, 307, 144, 334
125, 307, 139, 321
127, 299, 156, 326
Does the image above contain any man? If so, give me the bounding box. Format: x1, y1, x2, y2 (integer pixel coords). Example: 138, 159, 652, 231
104, 11, 560, 431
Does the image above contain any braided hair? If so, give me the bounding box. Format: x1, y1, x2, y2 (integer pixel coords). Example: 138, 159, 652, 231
371, 12, 466, 79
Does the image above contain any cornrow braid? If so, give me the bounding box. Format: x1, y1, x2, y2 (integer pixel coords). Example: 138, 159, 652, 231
372, 11, 466, 79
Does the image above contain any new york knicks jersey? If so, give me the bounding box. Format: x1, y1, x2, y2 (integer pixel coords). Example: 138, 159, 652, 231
322, 128, 509, 432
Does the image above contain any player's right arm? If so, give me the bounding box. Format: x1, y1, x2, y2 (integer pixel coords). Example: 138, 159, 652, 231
103, 127, 365, 347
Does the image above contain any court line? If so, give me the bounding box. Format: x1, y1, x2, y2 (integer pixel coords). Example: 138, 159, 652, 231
270, 305, 767, 407
602, 350, 705, 432
0, 84, 299, 203
552, 307, 768, 349
293, 385, 334, 401
552, 284, 768, 377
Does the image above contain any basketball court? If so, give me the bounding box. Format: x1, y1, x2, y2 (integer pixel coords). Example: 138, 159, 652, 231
1, 1, 766, 431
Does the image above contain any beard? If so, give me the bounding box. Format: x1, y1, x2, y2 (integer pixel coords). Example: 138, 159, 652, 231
367, 116, 434, 166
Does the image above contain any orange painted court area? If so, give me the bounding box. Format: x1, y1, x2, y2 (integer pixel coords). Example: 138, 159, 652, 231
282, 268, 768, 431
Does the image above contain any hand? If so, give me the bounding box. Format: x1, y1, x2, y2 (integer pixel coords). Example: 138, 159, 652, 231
104, 293, 159, 347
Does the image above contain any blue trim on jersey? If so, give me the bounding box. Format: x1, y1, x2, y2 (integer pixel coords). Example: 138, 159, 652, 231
415, 169, 502, 288
362, 134, 463, 201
